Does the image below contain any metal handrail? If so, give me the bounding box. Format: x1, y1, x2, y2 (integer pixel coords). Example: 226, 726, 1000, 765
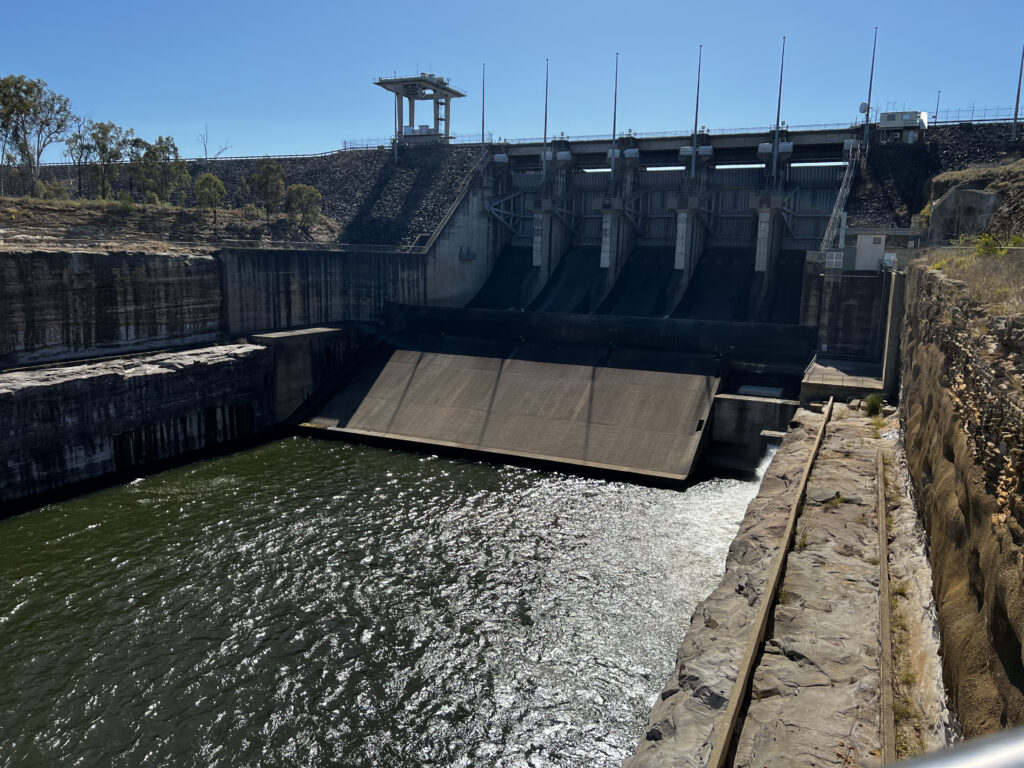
819, 145, 860, 252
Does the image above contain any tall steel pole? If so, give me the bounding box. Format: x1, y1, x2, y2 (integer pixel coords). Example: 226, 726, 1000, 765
935, 90, 941, 123
1013, 42, 1023, 141
692, 44, 702, 180
543, 58, 550, 175
864, 27, 877, 155
481, 63, 486, 159
611, 52, 619, 180
772, 36, 786, 184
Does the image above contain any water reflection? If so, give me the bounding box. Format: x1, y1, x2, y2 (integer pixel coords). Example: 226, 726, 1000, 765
0, 438, 770, 767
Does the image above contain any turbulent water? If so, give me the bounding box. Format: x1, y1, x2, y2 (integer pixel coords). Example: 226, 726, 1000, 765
0, 438, 770, 768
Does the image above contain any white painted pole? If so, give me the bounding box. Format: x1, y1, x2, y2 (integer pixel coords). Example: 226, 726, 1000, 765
611, 52, 619, 180
543, 58, 549, 175
1013, 42, 1023, 141
864, 27, 878, 156
481, 63, 486, 159
772, 36, 785, 184
692, 44, 702, 180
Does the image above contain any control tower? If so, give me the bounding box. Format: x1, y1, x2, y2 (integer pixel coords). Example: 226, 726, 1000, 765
375, 73, 466, 144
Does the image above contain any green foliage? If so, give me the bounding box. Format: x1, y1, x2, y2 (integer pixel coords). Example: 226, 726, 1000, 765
864, 393, 883, 416
138, 136, 190, 204
974, 232, 1005, 256
250, 159, 285, 220
195, 172, 226, 221
89, 121, 134, 198
32, 179, 68, 200
144, 190, 160, 205
115, 190, 134, 211
0, 75, 72, 182
284, 183, 321, 229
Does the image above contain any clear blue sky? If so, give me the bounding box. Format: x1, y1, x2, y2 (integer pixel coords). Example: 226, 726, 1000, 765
5, 0, 1022, 160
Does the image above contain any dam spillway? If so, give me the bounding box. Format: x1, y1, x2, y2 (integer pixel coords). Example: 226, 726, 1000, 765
304, 334, 720, 483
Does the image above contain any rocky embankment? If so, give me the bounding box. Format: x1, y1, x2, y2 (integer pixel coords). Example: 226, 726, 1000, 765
847, 123, 1019, 229
901, 261, 1024, 735
625, 409, 824, 767
29, 144, 479, 247
734, 407, 950, 765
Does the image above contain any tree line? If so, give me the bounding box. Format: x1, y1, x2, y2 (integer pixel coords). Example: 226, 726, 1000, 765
0, 75, 322, 228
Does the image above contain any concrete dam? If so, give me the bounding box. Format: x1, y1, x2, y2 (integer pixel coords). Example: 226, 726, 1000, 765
12, 120, 1017, 766
290, 128, 857, 485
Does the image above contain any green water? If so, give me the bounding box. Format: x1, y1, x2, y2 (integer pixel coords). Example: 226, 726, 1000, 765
0, 437, 768, 767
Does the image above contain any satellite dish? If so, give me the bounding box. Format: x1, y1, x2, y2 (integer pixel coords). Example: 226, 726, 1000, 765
859, 102, 869, 114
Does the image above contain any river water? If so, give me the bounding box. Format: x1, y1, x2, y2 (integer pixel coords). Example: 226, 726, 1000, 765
0, 438, 770, 768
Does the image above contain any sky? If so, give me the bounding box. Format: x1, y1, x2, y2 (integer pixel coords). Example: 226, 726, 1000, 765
4, 0, 1023, 161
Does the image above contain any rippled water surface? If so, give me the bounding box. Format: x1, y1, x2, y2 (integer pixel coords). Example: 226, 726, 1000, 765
0, 438, 768, 767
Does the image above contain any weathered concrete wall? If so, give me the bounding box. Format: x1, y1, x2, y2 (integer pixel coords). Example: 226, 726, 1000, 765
708, 394, 798, 469
0, 250, 221, 365
424, 176, 498, 307
219, 247, 426, 335
817, 271, 888, 358
900, 262, 1024, 736
249, 326, 373, 422
0, 345, 274, 507
928, 186, 1003, 243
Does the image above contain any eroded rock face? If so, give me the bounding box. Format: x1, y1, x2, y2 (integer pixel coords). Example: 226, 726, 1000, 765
0, 345, 274, 507
900, 263, 1024, 735
0, 250, 221, 365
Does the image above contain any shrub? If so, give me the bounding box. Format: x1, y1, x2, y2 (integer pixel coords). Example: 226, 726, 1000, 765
284, 183, 322, 229
195, 172, 226, 222
864, 394, 883, 416
144, 191, 160, 205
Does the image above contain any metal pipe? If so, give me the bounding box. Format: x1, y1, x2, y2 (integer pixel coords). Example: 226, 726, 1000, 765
895, 728, 1024, 768
611, 52, 619, 180
692, 44, 702, 180
935, 90, 941, 123
772, 36, 785, 184
1013, 42, 1023, 141
864, 27, 878, 155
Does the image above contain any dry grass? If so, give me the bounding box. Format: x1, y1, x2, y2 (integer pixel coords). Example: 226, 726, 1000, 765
928, 248, 1024, 316
930, 158, 1024, 199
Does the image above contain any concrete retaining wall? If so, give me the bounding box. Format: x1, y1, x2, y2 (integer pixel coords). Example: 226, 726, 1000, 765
0, 345, 275, 508
0, 250, 221, 366
219, 248, 427, 335
392, 305, 816, 364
